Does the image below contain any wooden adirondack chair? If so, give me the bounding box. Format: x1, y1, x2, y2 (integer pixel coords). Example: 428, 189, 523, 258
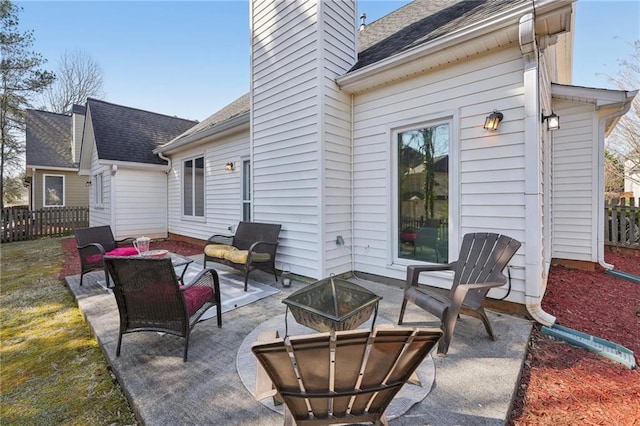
252, 327, 442, 425
398, 232, 521, 355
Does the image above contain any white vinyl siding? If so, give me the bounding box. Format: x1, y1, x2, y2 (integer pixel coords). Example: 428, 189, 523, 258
551, 100, 597, 261
251, 0, 355, 279
113, 168, 167, 239
88, 139, 111, 228
167, 132, 250, 241
351, 46, 527, 299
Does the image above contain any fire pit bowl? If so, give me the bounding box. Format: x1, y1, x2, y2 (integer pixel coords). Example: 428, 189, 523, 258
282, 277, 382, 332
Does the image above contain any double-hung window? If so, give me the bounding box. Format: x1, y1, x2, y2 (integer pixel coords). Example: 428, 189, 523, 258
396, 121, 451, 263
43, 174, 64, 207
183, 156, 205, 217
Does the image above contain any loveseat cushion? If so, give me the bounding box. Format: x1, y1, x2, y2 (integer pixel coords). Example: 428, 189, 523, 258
223, 249, 271, 264
205, 244, 238, 259
182, 285, 214, 317
86, 247, 138, 264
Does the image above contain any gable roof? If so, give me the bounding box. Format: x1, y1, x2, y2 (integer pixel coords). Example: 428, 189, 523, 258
353, 0, 525, 72
86, 98, 197, 165
26, 109, 74, 169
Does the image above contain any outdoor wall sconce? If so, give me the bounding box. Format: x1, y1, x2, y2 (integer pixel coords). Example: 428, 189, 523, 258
225, 162, 234, 171
85, 181, 92, 186
541, 111, 560, 131
483, 110, 503, 131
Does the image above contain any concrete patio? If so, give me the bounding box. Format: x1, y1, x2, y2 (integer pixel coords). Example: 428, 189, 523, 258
66, 255, 532, 425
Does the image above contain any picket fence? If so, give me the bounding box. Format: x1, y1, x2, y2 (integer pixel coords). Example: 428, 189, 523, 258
1, 206, 89, 243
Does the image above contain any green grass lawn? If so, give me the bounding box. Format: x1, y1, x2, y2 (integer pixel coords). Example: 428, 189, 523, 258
1, 237, 137, 425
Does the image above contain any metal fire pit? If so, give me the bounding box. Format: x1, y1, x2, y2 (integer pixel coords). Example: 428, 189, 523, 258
282, 277, 382, 333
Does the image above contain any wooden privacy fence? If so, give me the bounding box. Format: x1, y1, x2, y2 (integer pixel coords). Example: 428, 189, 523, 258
1, 206, 89, 243
605, 197, 640, 248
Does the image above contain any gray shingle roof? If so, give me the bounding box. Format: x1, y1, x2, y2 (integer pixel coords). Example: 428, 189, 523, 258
167, 92, 250, 145
87, 98, 197, 165
353, 0, 525, 72
26, 109, 74, 168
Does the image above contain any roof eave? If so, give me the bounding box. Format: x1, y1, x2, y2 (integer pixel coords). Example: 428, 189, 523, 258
337, 3, 531, 94
154, 112, 250, 155
338, 0, 575, 95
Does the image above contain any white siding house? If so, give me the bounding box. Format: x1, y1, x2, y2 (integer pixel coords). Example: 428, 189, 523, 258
78, 98, 197, 240
155, 0, 636, 324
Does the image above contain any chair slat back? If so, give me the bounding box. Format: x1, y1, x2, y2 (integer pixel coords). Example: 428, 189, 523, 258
104, 257, 187, 334
451, 233, 521, 305
74, 225, 117, 252
252, 327, 442, 425
233, 222, 281, 251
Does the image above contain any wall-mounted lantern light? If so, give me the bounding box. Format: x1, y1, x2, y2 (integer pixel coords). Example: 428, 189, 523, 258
483, 110, 504, 131
85, 181, 92, 187
541, 111, 560, 131
225, 162, 234, 171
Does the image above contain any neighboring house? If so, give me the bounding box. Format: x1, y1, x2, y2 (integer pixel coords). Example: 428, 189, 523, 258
77, 98, 197, 239
25, 106, 87, 209
624, 160, 640, 198
153, 0, 637, 324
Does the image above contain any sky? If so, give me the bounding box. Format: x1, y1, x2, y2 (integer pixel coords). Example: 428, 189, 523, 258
15, 0, 640, 122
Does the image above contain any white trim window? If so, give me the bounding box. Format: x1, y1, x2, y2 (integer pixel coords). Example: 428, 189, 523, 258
183, 156, 205, 217
43, 174, 65, 207
94, 173, 104, 206
242, 159, 251, 221
395, 120, 451, 263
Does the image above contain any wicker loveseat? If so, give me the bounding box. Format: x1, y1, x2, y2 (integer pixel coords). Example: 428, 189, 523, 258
204, 221, 282, 291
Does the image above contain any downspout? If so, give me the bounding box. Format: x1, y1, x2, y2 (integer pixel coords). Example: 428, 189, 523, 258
597, 102, 634, 270
157, 151, 172, 240
350, 93, 355, 274
520, 11, 556, 326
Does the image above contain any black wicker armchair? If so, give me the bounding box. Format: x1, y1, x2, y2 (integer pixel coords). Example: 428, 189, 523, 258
73, 225, 137, 287
104, 256, 222, 362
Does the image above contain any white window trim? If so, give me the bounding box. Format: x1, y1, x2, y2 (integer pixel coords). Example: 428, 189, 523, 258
43, 174, 65, 207
181, 154, 206, 221
241, 156, 251, 222
387, 111, 459, 268
94, 172, 104, 208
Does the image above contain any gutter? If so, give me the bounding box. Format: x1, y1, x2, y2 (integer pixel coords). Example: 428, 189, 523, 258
154, 112, 250, 155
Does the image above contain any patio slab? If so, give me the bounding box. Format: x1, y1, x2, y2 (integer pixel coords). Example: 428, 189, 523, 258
65, 257, 532, 425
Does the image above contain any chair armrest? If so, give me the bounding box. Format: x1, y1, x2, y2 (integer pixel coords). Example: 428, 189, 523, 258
406, 262, 457, 290
248, 240, 277, 253
206, 234, 233, 245
181, 267, 220, 293
115, 237, 135, 245
77, 242, 106, 257
460, 280, 506, 290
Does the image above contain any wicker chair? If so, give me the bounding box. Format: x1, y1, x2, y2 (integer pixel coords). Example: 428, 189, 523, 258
73, 226, 137, 287
252, 327, 442, 426
398, 233, 521, 355
104, 256, 221, 362
204, 221, 282, 291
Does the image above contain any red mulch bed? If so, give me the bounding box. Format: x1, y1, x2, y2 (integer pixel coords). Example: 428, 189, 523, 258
510, 249, 640, 425
60, 237, 640, 423
59, 237, 203, 278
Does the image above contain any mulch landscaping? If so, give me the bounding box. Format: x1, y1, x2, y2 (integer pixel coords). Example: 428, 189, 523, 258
510, 249, 640, 425
60, 237, 640, 424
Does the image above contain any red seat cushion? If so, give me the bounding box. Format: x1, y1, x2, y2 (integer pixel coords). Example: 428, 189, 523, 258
182, 285, 214, 317
86, 247, 139, 264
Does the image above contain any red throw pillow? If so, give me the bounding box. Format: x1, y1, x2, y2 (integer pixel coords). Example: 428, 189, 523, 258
86, 246, 138, 264
182, 286, 214, 317
107, 247, 139, 257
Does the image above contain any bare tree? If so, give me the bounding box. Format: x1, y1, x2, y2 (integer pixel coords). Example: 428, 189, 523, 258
40, 50, 104, 113
602, 40, 640, 193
